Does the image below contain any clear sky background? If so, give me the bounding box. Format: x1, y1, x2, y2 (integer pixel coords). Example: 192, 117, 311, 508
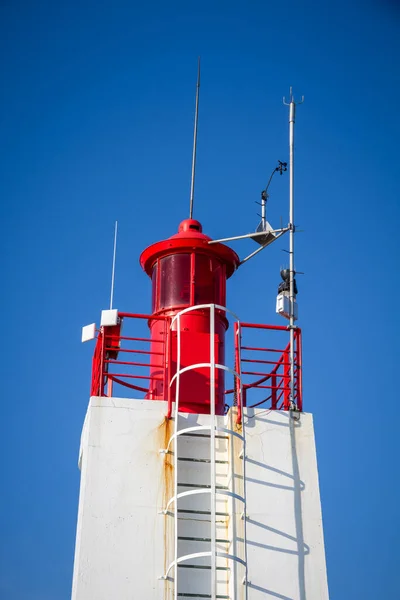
1, 1, 399, 598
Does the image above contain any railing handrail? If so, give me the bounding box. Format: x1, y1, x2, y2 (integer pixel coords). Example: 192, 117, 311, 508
225, 341, 288, 395
232, 324, 302, 411
170, 302, 241, 327
90, 308, 302, 412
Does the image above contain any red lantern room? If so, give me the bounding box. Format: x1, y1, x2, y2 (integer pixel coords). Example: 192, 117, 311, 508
140, 218, 240, 415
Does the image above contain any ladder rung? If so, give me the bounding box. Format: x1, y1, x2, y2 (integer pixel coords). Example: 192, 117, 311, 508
177, 595, 230, 599
178, 509, 229, 517
177, 483, 229, 490
178, 536, 230, 544
178, 457, 228, 464
178, 565, 230, 571
180, 433, 229, 440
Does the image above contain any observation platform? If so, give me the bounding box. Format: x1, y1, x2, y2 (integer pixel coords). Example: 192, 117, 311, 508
89, 307, 303, 418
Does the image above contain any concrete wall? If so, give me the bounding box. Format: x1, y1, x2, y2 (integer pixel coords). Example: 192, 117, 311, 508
72, 398, 329, 599
243, 409, 329, 600
72, 398, 167, 600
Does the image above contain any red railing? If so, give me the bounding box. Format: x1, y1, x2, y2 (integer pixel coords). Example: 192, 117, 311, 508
90, 312, 302, 414
229, 323, 302, 412
90, 313, 170, 399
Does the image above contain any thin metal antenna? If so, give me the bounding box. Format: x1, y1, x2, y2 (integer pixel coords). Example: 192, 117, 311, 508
260, 161, 287, 231
110, 220, 118, 309
283, 87, 303, 410
189, 57, 201, 220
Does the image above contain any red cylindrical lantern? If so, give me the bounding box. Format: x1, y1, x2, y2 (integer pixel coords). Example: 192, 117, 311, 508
140, 219, 239, 415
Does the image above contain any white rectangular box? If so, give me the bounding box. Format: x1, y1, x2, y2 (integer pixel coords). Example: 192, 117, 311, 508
276, 292, 298, 320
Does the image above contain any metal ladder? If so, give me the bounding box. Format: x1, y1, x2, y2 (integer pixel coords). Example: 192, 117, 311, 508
160, 304, 248, 600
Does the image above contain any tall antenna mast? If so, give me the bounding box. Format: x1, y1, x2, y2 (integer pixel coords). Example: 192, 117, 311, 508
189, 57, 201, 220
283, 87, 303, 409
110, 220, 118, 309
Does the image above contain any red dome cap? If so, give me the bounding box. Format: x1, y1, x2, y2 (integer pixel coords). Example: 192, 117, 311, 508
177, 219, 203, 233
140, 219, 239, 278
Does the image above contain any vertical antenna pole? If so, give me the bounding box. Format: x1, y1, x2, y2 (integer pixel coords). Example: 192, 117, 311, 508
284, 87, 303, 409
288, 92, 296, 410
189, 57, 201, 220
261, 190, 266, 230
110, 220, 118, 309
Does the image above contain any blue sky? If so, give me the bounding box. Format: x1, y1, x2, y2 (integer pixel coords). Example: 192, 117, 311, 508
1, 0, 399, 598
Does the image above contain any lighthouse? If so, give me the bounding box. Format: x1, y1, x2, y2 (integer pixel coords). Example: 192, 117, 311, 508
72, 83, 329, 600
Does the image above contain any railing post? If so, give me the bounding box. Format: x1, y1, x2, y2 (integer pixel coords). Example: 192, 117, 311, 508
166, 320, 173, 419
91, 332, 101, 396
296, 329, 303, 411
283, 346, 290, 410
234, 322, 243, 425
99, 328, 106, 397
271, 373, 277, 409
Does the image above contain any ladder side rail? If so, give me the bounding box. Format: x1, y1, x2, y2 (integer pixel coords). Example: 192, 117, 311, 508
173, 312, 182, 600
236, 328, 248, 597
210, 304, 217, 600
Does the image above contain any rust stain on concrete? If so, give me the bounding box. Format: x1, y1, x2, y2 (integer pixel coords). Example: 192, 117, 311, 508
156, 416, 174, 599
